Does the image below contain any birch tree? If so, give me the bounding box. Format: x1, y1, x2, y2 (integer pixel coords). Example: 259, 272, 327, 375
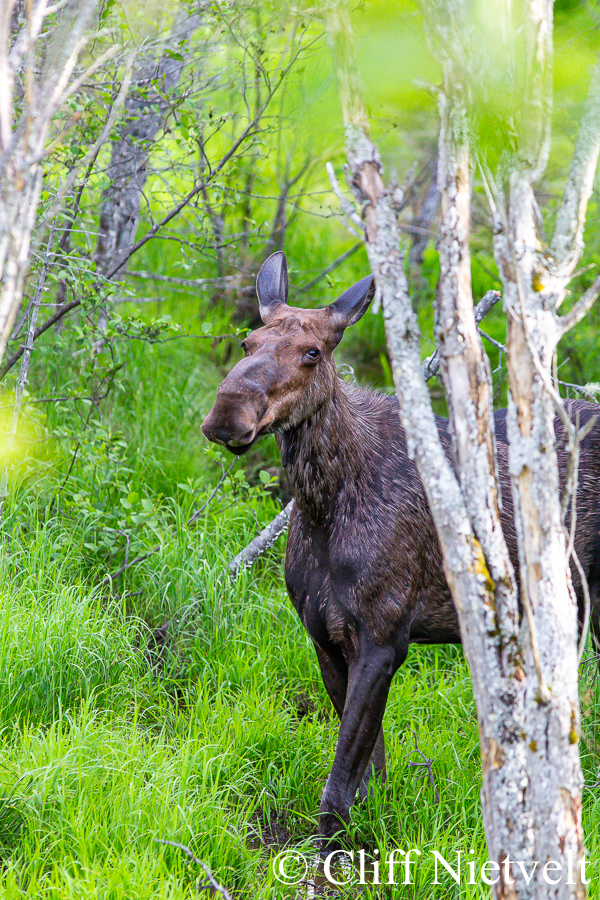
325, 1, 600, 897
0, 0, 105, 366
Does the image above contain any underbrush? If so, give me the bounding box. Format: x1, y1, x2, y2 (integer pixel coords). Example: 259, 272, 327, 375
0, 332, 598, 899
0, 504, 598, 898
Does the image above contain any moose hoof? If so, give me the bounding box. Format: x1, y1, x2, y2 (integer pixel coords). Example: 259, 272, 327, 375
318, 818, 347, 852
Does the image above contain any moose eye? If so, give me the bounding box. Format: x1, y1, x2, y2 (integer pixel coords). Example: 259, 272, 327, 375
303, 348, 321, 363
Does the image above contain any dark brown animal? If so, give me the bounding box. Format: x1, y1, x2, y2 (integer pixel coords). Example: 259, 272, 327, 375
202, 251, 600, 843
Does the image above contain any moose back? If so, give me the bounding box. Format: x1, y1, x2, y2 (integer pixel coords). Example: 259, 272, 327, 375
202, 251, 600, 843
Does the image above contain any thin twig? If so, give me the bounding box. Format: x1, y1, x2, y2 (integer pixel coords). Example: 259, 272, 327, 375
155, 840, 233, 900
404, 728, 440, 804
559, 273, 600, 336
326, 161, 365, 236
551, 58, 600, 275
100, 545, 161, 588
422, 290, 501, 380
126, 271, 238, 288
573, 545, 593, 666
0, 298, 81, 380
297, 241, 362, 293
99, 460, 236, 587
187, 458, 235, 526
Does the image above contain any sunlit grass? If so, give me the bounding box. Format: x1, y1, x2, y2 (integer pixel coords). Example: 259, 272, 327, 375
0, 500, 598, 898
0, 276, 598, 898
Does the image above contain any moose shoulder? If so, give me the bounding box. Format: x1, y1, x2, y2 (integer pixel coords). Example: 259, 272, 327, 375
202, 250, 600, 844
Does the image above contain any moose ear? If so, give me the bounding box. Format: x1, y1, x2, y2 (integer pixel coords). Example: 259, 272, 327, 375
256, 251, 289, 324
328, 275, 375, 330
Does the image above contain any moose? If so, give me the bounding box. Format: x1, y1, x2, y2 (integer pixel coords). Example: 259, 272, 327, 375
202, 251, 600, 844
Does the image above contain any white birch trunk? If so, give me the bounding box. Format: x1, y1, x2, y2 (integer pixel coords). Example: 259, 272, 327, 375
326, 1, 598, 896
0, 0, 99, 365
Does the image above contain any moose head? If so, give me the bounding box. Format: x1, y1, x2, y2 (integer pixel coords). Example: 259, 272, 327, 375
201, 251, 375, 454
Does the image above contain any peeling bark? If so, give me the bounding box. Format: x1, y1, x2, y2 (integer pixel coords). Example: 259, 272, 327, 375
486, 3, 587, 893
0, 0, 100, 365
326, 1, 596, 897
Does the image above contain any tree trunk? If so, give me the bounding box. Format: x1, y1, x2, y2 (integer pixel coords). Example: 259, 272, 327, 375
325, 1, 599, 895
94, 13, 200, 328
0, 0, 99, 364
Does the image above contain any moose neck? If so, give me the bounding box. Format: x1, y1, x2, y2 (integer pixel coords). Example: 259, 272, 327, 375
278, 376, 373, 528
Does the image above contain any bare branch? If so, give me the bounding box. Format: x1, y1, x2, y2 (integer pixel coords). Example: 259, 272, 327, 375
325, 161, 364, 236
155, 840, 232, 900
187, 458, 235, 526
297, 241, 362, 293
100, 546, 161, 589
126, 271, 238, 288
229, 499, 294, 577
551, 58, 600, 275
404, 728, 440, 805
558, 272, 600, 336
422, 289, 501, 380
0, 298, 80, 380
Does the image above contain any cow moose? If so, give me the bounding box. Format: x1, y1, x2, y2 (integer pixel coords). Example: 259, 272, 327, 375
201, 250, 600, 844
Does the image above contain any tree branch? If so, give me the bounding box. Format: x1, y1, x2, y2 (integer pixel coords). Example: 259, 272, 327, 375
551, 58, 600, 276
0, 298, 80, 380
297, 241, 362, 293
229, 499, 294, 577
422, 289, 501, 380
155, 840, 232, 900
558, 272, 600, 336
325, 160, 364, 237
187, 458, 235, 526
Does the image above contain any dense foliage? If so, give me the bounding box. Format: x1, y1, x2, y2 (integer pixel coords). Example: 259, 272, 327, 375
1, 0, 600, 896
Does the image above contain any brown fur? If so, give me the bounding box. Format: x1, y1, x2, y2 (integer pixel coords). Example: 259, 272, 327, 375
202, 253, 600, 844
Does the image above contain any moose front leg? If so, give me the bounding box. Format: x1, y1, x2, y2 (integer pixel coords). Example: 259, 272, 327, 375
314, 643, 386, 800
319, 635, 402, 845
359, 727, 386, 800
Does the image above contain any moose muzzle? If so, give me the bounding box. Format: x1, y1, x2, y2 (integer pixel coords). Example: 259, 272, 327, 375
202, 383, 270, 453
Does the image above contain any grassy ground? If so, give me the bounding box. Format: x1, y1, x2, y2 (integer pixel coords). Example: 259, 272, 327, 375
0, 328, 599, 899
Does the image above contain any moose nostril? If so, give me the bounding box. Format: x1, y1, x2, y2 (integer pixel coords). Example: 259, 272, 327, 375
227, 427, 256, 447
202, 419, 256, 447
212, 425, 235, 445
201, 416, 230, 445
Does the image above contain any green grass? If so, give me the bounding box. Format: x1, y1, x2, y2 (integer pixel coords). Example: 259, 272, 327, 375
0, 311, 598, 899
0, 505, 598, 898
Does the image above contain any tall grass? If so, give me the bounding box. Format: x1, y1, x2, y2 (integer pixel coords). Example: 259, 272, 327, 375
0, 312, 598, 899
